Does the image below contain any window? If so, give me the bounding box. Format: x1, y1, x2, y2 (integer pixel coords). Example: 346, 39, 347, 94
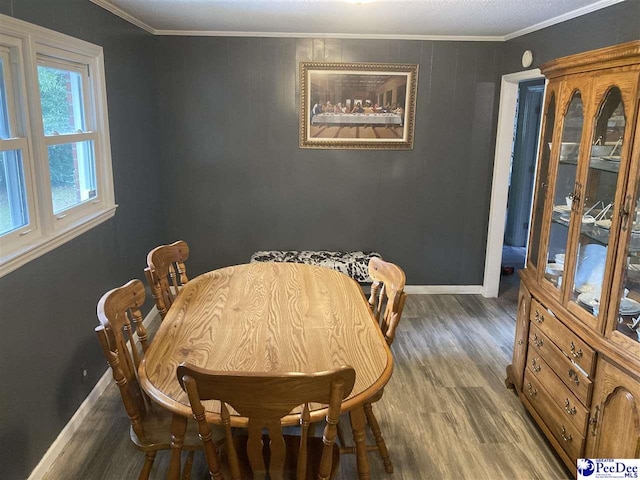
0, 15, 116, 277
0, 50, 29, 237
38, 59, 98, 214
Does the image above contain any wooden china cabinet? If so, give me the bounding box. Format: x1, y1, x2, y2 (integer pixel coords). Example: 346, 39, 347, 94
506, 41, 640, 472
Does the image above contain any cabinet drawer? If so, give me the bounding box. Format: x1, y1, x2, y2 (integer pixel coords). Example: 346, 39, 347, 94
525, 345, 589, 434
528, 325, 593, 405
524, 370, 585, 463
529, 299, 595, 376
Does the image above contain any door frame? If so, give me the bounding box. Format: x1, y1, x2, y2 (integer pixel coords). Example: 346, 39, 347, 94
482, 68, 545, 297
504, 79, 545, 247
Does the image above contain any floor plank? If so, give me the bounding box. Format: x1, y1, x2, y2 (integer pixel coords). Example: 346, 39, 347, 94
43, 283, 571, 479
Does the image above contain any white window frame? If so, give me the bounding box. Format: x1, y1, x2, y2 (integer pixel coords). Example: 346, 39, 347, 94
0, 15, 116, 277
0, 36, 41, 250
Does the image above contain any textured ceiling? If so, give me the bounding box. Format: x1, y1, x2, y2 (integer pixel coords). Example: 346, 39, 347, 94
91, 0, 625, 39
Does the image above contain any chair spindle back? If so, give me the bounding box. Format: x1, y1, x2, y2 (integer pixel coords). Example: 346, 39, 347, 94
367, 257, 407, 346
95, 279, 149, 441
177, 364, 356, 480
144, 240, 190, 318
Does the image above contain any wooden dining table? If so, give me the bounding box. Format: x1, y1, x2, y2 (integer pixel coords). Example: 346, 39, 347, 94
138, 261, 394, 479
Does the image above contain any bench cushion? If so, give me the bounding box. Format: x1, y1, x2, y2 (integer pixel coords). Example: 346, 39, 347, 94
250, 250, 382, 283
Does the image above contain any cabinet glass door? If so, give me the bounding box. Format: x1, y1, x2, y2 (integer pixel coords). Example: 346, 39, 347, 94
612, 175, 640, 349
528, 91, 556, 271
570, 87, 625, 319
602, 71, 640, 354
543, 90, 584, 291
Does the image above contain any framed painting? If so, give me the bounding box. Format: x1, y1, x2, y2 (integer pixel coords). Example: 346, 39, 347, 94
299, 62, 418, 150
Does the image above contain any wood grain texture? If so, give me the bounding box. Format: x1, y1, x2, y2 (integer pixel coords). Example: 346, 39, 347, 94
344, 258, 407, 472
524, 347, 589, 434
541, 41, 640, 79
506, 282, 531, 391
523, 371, 585, 463
139, 262, 393, 425
586, 358, 640, 459
145, 240, 191, 319
367, 257, 407, 347
178, 364, 355, 479
528, 327, 593, 406
44, 282, 571, 479
511, 46, 640, 462
529, 301, 596, 377
95, 279, 207, 480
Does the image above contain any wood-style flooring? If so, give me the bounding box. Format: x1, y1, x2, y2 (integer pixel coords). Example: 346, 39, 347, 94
42, 281, 571, 479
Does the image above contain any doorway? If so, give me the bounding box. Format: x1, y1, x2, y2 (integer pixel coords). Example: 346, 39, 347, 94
501, 79, 545, 297
483, 69, 545, 298
504, 80, 545, 255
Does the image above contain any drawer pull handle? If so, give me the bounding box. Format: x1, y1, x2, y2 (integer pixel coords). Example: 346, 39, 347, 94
526, 382, 537, 398
565, 398, 577, 415
570, 342, 583, 358
517, 339, 524, 345
560, 425, 573, 442
567, 369, 580, 386
590, 405, 600, 437
533, 334, 544, 348
531, 358, 541, 372
534, 309, 544, 323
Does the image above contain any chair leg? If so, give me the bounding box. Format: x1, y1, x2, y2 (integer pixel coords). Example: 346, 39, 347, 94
138, 451, 156, 480
363, 402, 393, 473
181, 451, 194, 480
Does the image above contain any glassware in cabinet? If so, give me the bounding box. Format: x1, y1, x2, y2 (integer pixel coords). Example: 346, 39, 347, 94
606, 127, 640, 354
567, 86, 626, 327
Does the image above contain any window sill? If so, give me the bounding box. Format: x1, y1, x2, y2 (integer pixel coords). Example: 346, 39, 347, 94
0, 205, 118, 278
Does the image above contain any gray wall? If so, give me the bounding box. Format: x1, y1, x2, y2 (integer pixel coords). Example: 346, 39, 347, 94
157, 37, 503, 284
503, 0, 640, 74
0, 1, 164, 478
158, 0, 640, 286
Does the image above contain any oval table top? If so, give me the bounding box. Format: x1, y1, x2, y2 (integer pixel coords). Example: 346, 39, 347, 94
138, 262, 393, 426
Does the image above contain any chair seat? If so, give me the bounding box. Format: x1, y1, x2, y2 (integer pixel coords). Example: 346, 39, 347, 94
223, 434, 340, 480
130, 407, 225, 452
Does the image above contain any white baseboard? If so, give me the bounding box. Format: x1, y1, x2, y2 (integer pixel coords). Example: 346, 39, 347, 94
404, 284, 483, 295
28, 307, 160, 480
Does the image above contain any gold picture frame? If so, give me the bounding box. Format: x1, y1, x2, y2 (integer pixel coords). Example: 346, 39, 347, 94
300, 62, 418, 150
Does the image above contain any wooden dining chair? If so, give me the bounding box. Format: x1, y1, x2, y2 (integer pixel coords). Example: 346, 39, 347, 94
96, 279, 209, 480
340, 257, 407, 473
368, 257, 408, 347
177, 364, 356, 480
144, 240, 190, 318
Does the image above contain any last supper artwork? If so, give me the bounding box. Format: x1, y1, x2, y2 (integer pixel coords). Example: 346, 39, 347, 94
300, 63, 417, 150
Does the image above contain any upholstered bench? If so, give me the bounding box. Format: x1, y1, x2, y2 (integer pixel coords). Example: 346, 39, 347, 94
250, 250, 382, 283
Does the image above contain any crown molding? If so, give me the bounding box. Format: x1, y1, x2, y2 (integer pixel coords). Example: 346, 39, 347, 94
89, 0, 157, 34
154, 30, 504, 41
503, 0, 627, 40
